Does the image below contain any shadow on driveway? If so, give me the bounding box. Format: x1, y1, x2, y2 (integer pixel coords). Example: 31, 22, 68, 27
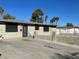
51, 52, 79, 59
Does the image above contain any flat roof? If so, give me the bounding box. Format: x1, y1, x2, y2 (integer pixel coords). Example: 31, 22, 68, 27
0, 20, 56, 27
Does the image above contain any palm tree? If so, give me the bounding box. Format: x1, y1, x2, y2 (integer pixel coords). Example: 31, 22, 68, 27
3, 14, 16, 20
31, 9, 44, 23
50, 17, 56, 24
45, 15, 48, 24
0, 7, 4, 15
55, 17, 59, 25
50, 17, 59, 25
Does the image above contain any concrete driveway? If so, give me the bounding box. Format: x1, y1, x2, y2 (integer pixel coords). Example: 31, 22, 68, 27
0, 39, 79, 59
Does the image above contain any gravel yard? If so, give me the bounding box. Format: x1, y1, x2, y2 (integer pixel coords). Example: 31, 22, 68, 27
56, 34, 79, 45
0, 38, 79, 59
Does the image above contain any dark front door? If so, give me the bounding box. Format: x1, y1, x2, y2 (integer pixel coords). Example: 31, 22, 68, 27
23, 26, 28, 37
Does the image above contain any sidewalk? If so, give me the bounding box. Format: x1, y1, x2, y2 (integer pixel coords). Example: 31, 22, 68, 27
36, 39, 79, 49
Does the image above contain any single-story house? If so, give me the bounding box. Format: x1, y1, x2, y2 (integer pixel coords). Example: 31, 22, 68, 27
0, 20, 56, 39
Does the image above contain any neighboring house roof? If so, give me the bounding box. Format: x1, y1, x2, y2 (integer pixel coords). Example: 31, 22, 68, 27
0, 20, 56, 27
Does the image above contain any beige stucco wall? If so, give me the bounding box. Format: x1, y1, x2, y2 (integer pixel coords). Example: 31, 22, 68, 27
0, 24, 56, 39
28, 26, 35, 36
28, 26, 56, 36
0, 24, 4, 35
0, 24, 23, 39
36, 26, 50, 35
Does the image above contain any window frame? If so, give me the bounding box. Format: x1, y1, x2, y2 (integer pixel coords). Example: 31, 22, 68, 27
43, 26, 49, 32
6, 23, 18, 32
35, 25, 39, 30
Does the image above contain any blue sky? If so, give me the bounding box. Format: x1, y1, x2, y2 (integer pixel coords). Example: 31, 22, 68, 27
0, 0, 79, 26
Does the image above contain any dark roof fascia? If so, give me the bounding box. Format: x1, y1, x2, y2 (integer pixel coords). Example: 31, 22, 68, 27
0, 20, 56, 27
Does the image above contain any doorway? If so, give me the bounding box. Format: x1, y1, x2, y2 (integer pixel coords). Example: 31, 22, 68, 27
23, 25, 28, 37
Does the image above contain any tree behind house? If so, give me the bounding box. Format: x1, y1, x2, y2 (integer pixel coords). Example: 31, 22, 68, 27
50, 17, 59, 26
66, 23, 74, 27
3, 14, 16, 20
0, 7, 4, 15
31, 9, 44, 23
45, 15, 48, 24
0, 7, 4, 19
66, 23, 76, 34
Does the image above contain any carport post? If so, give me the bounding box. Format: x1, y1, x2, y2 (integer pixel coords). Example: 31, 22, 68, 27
51, 31, 56, 41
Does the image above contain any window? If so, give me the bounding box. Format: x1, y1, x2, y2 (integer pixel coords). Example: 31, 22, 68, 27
6, 23, 18, 32
43, 26, 49, 32
35, 25, 39, 30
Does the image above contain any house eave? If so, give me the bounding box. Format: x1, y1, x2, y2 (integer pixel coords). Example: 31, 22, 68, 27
0, 20, 56, 27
